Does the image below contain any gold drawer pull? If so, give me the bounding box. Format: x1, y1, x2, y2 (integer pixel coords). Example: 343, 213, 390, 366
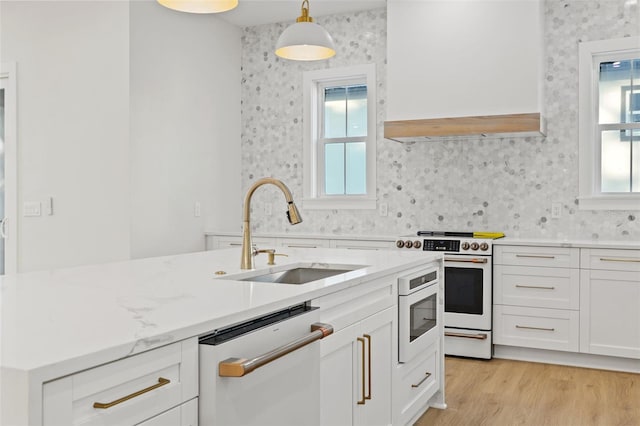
93, 377, 170, 409
515, 254, 556, 259
411, 372, 432, 388
516, 325, 555, 332
364, 334, 372, 401
515, 284, 555, 290
287, 244, 317, 248
600, 257, 640, 263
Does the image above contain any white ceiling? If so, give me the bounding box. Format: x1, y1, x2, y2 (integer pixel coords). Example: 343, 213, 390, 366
216, 0, 386, 27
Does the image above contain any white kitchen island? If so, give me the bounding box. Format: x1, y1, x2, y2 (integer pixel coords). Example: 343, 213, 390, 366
0, 247, 443, 426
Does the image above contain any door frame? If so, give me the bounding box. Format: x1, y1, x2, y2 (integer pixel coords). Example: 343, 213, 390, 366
1, 62, 18, 274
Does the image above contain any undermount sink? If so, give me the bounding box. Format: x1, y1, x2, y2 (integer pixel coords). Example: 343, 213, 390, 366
228, 264, 367, 285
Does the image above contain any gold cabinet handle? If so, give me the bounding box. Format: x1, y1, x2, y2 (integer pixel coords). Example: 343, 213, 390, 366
219, 323, 333, 377
411, 372, 432, 388
357, 337, 366, 405
445, 331, 488, 340
515, 254, 555, 259
516, 325, 555, 332
364, 334, 372, 401
600, 257, 640, 263
515, 284, 555, 290
286, 244, 317, 248
93, 377, 170, 409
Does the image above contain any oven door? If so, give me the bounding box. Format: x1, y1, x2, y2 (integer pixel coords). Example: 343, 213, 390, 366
398, 282, 439, 363
444, 255, 491, 330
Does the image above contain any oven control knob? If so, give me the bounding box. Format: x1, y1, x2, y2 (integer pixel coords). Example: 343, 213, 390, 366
461, 242, 470, 250
396, 240, 405, 248
413, 240, 422, 249
480, 242, 489, 251
405, 240, 414, 248
470, 242, 480, 250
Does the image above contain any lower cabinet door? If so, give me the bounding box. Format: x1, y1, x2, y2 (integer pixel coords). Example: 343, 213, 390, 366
319, 307, 394, 426
136, 399, 198, 426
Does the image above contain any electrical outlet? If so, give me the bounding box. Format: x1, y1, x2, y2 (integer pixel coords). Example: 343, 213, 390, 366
551, 202, 562, 219
379, 203, 388, 217
23, 201, 41, 217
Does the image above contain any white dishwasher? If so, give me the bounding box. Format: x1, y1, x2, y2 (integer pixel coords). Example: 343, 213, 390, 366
199, 302, 333, 426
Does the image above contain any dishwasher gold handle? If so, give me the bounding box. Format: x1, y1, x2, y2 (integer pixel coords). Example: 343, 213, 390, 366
93, 377, 170, 409
357, 337, 366, 405
444, 257, 488, 264
218, 322, 333, 377
445, 331, 488, 340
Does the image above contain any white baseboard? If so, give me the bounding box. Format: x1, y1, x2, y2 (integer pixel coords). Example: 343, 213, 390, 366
493, 345, 640, 373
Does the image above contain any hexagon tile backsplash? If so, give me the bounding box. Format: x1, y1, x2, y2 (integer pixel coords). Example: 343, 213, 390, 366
240, 2, 639, 241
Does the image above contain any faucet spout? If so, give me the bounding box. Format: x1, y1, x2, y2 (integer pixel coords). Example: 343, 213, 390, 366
241, 178, 303, 269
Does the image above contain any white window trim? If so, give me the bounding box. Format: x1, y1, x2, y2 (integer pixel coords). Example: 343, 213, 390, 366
302, 64, 377, 210
578, 37, 640, 211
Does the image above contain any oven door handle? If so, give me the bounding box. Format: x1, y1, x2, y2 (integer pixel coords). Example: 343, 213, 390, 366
444, 257, 488, 264
445, 331, 488, 340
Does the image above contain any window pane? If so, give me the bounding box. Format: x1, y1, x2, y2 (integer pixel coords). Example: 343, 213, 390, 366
325, 143, 345, 195
599, 59, 640, 125
345, 142, 366, 195
347, 86, 367, 138
601, 130, 631, 192
633, 140, 640, 192
324, 87, 346, 138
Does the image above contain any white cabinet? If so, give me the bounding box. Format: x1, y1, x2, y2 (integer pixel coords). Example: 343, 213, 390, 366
386, 0, 543, 122
319, 307, 394, 426
580, 249, 640, 359
330, 239, 396, 250
206, 234, 395, 252
493, 246, 580, 352
137, 399, 197, 426
42, 339, 198, 426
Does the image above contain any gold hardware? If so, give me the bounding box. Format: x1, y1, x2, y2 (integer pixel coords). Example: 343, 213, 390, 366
600, 257, 640, 263
411, 372, 432, 388
444, 257, 488, 264
214, 270, 227, 275
515, 284, 555, 290
357, 337, 366, 405
218, 322, 333, 377
364, 334, 372, 401
287, 244, 317, 248
515, 254, 556, 259
241, 178, 302, 270
296, 0, 313, 22
93, 377, 170, 409
445, 331, 488, 340
516, 325, 555, 332
253, 249, 289, 265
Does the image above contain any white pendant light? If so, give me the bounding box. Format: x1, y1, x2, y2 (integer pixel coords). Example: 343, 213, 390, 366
275, 0, 336, 61
157, 0, 238, 14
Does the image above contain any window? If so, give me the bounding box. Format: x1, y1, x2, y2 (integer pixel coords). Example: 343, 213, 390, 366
302, 64, 376, 209
579, 37, 640, 210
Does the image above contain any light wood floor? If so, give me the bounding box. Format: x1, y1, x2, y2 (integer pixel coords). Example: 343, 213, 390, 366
415, 356, 640, 426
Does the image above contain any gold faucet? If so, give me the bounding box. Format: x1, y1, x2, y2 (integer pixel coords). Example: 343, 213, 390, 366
241, 178, 302, 269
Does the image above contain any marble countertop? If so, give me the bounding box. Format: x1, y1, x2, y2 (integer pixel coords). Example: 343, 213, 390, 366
0, 247, 438, 383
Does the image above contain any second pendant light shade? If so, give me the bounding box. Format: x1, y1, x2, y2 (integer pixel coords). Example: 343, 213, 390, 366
275, 0, 336, 61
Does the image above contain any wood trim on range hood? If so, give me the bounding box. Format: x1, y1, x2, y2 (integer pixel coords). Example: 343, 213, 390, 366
384, 113, 546, 143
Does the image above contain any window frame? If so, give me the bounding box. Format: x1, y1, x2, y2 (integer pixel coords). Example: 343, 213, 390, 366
578, 37, 640, 210
302, 64, 377, 210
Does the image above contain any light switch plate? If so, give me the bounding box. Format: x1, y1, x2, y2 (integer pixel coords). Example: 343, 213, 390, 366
24, 201, 41, 217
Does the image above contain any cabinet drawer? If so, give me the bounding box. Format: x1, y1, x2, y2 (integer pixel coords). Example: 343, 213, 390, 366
330, 239, 395, 250
277, 238, 330, 249
493, 305, 579, 352
395, 344, 438, 426
494, 246, 579, 268
214, 236, 275, 250
494, 265, 579, 310
43, 338, 198, 426
581, 248, 640, 272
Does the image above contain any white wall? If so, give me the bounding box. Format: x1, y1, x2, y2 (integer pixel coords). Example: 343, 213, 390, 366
1, 1, 131, 271
129, 2, 241, 259
0, 1, 242, 271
